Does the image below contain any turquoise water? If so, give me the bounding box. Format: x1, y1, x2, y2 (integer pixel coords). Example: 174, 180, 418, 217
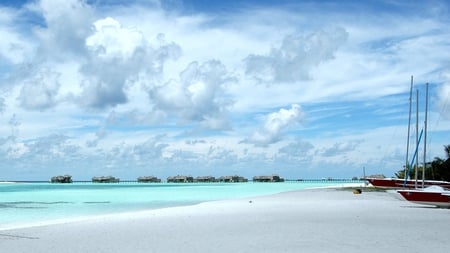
0, 181, 358, 229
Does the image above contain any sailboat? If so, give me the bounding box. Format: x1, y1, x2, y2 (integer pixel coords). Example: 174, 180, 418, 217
397, 186, 450, 208
396, 83, 450, 208
366, 78, 450, 189
365, 177, 450, 189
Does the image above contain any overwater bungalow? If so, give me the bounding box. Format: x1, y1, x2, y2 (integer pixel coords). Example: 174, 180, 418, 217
218, 175, 248, 183
50, 175, 73, 183
167, 175, 194, 183
253, 174, 284, 182
92, 176, 120, 183
194, 176, 217, 182
137, 176, 161, 183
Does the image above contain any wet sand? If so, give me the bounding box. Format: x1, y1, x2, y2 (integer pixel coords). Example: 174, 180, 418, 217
1, 188, 449, 253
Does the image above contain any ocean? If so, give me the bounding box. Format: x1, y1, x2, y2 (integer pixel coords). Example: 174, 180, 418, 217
0, 181, 361, 230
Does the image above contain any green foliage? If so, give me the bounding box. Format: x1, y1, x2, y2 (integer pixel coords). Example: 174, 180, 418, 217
395, 144, 450, 181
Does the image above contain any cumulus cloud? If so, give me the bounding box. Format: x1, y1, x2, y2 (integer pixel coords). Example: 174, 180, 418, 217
148, 60, 233, 129
0, 97, 5, 113
80, 17, 181, 109
278, 140, 314, 157
0, 7, 33, 65
318, 140, 362, 157
132, 136, 169, 160
185, 139, 207, 145
26, 134, 73, 158
29, 0, 94, 60
79, 17, 144, 108
245, 104, 304, 146
18, 68, 60, 110
8, 114, 20, 139
244, 28, 348, 84
3, 135, 84, 176
85, 17, 145, 60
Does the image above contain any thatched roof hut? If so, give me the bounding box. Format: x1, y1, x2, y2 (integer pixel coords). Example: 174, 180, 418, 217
50, 175, 73, 183
194, 176, 217, 182
218, 175, 248, 183
137, 176, 161, 183
253, 174, 284, 182
92, 176, 120, 183
167, 175, 194, 183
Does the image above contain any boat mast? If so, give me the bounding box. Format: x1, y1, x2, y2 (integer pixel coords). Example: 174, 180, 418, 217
405, 76, 413, 181
415, 89, 419, 189
422, 83, 428, 189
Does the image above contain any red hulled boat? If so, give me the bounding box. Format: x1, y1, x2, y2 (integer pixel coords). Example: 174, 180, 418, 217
366, 178, 450, 189
397, 186, 450, 208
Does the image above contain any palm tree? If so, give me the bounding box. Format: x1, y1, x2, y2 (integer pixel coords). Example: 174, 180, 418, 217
444, 145, 450, 158
396, 144, 450, 181
431, 145, 450, 181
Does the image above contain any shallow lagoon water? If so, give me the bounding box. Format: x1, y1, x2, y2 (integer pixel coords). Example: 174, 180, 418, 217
0, 181, 358, 229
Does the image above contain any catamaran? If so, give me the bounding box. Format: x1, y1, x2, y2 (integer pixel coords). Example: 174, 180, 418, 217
395, 83, 450, 208
366, 177, 450, 189
398, 186, 450, 208
367, 78, 450, 189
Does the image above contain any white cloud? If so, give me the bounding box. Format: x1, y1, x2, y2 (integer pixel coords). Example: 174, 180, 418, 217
278, 139, 314, 160
28, 0, 94, 60
246, 104, 304, 146
7, 114, 20, 139
7, 142, 29, 158
79, 17, 181, 109
0, 7, 33, 65
318, 140, 362, 157
244, 28, 348, 84
0, 96, 5, 113
148, 60, 233, 129
86, 17, 145, 60
18, 68, 60, 110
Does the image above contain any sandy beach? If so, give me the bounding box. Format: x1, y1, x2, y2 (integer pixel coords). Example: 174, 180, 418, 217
1, 188, 449, 253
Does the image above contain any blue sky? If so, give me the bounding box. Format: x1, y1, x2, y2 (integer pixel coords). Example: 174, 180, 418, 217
1, 0, 450, 181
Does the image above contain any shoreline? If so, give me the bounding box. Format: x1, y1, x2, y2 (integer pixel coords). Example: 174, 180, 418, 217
2, 187, 449, 252
0, 183, 366, 231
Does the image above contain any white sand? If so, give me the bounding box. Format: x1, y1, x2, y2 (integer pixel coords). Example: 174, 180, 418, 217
1, 188, 449, 253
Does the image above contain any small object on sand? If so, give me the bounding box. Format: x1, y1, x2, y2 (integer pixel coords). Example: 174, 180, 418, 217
353, 189, 362, 194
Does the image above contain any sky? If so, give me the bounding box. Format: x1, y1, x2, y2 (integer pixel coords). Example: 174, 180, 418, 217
1, 0, 450, 181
